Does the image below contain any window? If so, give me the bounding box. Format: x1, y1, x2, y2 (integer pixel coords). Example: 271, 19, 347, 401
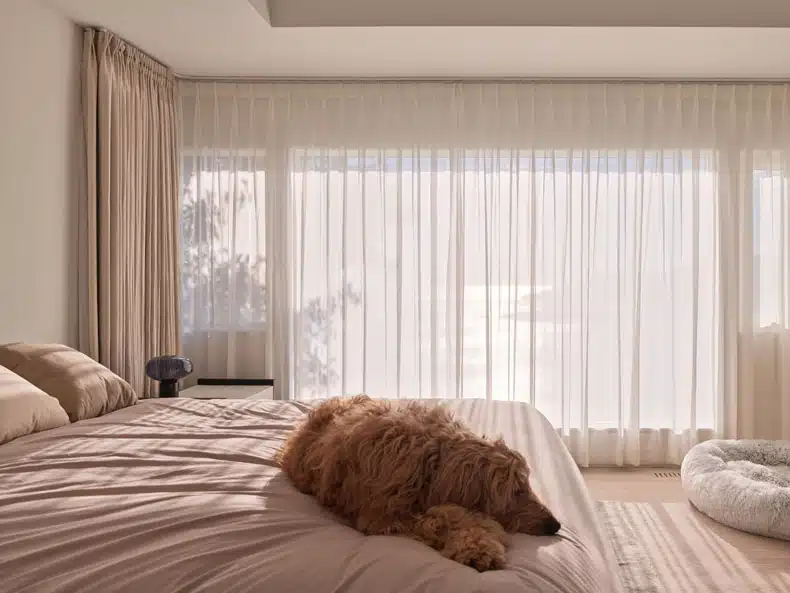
289, 148, 718, 430
180, 153, 267, 334
753, 152, 789, 329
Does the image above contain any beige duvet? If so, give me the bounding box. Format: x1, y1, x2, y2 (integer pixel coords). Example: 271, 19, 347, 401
0, 399, 621, 593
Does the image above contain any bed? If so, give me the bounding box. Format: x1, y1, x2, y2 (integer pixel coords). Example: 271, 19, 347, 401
0, 398, 621, 593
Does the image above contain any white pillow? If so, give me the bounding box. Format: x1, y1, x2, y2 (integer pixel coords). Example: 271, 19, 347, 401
0, 364, 69, 444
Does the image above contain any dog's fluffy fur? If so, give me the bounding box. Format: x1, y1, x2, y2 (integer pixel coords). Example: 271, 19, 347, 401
278, 396, 560, 571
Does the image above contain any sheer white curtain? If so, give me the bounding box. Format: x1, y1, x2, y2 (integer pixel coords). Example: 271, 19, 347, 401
179, 81, 790, 466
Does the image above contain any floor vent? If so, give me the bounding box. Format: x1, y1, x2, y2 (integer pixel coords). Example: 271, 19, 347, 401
654, 471, 681, 479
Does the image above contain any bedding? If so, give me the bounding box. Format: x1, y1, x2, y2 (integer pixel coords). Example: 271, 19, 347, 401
0, 398, 621, 593
0, 364, 69, 444
0, 343, 137, 421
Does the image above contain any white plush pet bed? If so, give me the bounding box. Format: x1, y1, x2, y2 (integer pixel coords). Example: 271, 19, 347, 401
681, 440, 790, 540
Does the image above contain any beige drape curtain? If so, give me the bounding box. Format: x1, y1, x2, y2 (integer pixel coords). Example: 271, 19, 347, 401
80, 29, 180, 396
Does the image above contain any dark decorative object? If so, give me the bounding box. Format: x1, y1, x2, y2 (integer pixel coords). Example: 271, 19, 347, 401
145, 355, 193, 398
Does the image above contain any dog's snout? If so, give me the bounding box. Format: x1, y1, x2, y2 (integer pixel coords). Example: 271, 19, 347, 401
543, 517, 561, 535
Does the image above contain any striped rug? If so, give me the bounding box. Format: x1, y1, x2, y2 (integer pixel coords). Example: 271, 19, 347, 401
597, 501, 790, 593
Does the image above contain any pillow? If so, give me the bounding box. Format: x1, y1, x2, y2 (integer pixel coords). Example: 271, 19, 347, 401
0, 343, 137, 422
0, 364, 69, 444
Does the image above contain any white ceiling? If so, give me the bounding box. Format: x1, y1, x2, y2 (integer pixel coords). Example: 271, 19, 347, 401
46, 0, 790, 80
267, 0, 790, 28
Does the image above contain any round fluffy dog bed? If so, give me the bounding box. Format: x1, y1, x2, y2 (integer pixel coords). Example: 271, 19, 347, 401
681, 440, 790, 540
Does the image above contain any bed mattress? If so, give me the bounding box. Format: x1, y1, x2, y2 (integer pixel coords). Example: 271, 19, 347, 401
0, 398, 621, 593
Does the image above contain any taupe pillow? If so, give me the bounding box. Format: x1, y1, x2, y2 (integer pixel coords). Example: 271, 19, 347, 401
0, 343, 137, 422
0, 364, 69, 444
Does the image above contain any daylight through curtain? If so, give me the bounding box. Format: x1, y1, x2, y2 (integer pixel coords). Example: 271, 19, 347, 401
179, 81, 790, 466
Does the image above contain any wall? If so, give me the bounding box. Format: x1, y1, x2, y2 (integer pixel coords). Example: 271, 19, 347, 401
0, 0, 80, 346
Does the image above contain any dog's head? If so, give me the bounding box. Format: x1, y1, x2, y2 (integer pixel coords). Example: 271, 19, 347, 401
431, 438, 561, 536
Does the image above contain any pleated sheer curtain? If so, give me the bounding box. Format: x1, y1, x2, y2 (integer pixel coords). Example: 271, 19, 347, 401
180, 81, 790, 466
81, 30, 181, 396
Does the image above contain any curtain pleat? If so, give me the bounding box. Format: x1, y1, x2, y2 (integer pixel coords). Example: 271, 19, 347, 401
180, 80, 790, 466
81, 29, 180, 396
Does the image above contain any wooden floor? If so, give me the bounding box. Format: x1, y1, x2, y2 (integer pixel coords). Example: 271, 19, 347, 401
583, 468, 688, 503
583, 469, 790, 591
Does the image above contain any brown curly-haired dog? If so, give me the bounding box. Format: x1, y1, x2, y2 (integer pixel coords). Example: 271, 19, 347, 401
277, 396, 560, 571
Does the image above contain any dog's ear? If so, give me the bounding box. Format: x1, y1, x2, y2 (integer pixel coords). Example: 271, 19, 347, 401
428, 444, 490, 511
418, 440, 441, 507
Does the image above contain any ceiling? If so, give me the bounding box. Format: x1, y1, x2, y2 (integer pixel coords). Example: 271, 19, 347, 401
266, 0, 790, 28
46, 0, 790, 79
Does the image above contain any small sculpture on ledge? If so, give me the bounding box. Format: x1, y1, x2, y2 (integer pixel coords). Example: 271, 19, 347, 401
145, 355, 194, 398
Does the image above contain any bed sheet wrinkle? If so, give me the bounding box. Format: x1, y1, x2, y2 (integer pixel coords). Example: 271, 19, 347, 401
0, 398, 620, 593
333, 536, 386, 589
16, 501, 268, 591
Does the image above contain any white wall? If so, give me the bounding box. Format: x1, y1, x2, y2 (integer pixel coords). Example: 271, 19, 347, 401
0, 0, 80, 346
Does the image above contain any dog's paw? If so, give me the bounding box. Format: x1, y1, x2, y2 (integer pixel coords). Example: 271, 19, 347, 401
442, 528, 507, 572
467, 543, 506, 572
